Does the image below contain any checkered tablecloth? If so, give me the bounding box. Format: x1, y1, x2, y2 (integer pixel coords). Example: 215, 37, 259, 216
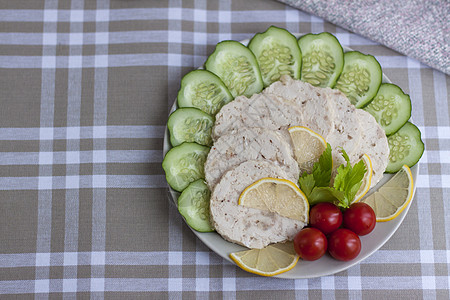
0, 0, 449, 298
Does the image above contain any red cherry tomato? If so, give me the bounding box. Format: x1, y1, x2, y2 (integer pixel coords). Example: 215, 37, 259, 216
328, 228, 361, 261
294, 228, 328, 261
343, 202, 376, 236
309, 202, 343, 235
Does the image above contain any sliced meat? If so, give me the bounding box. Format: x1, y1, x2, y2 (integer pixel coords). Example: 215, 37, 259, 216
353, 109, 390, 187
325, 89, 362, 168
204, 127, 299, 190
263, 75, 335, 140
210, 160, 305, 249
213, 92, 303, 141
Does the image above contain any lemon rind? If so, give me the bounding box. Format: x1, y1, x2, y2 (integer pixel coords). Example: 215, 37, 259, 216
375, 165, 413, 222
229, 250, 299, 277
353, 154, 373, 203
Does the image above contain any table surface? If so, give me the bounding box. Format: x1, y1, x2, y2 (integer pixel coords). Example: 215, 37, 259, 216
1, 0, 449, 298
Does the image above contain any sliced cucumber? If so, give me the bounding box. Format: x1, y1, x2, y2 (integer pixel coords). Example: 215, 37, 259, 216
386, 122, 424, 173
177, 70, 233, 116
178, 179, 214, 232
167, 108, 214, 147
205, 40, 264, 98
248, 26, 302, 87
335, 51, 382, 108
298, 32, 344, 88
162, 142, 210, 192
364, 83, 412, 136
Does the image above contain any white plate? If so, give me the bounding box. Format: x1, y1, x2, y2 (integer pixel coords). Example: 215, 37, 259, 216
163, 37, 419, 279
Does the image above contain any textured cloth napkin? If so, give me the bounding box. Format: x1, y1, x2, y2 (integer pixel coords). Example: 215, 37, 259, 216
277, 0, 450, 75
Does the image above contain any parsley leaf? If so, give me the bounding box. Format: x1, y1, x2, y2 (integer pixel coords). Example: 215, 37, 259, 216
332, 149, 367, 208
312, 143, 332, 187
298, 145, 367, 208
298, 143, 333, 203
298, 171, 315, 199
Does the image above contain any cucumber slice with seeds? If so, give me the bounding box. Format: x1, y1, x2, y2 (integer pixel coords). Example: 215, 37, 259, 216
177, 70, 233, 116
162, 142, 210, 192
167, 108, 214, 147
298, 32, 344, 88
335, 51, 382, 108
386, 122, 424, 173
248, 26, 302, 87
178, 179, 214, 232
364, 83, 412, 136
205, 40, 264, 98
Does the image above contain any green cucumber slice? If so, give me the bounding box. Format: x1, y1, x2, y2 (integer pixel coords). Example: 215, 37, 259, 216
162, 142, 210, 192
386, 122, 424, 173
177, 70, 233, 116
298, 32, 344, 88
178, 179, 214, 232
205, 40, 264, 98
248, 26, 302, 87
167, 107, 214, 147
335, 51, 382, 108
364, 83, 412, 136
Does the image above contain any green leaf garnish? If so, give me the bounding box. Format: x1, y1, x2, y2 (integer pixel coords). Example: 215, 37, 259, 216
299, 143, 332, 200
298, 146, 366, 208
312, 143, 332, 187
332, 148, 366, 208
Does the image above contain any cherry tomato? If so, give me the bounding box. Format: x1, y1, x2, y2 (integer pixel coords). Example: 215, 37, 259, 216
294, 228, 327, 261
343, 202, 376, 236
309, 202, 343, 235
328, 228, 361, 261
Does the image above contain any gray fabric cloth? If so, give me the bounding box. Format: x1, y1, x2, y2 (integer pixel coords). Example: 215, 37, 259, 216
278, 0, 450, 74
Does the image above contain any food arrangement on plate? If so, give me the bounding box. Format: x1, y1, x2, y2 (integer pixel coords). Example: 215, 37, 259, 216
162, 26, 424, 277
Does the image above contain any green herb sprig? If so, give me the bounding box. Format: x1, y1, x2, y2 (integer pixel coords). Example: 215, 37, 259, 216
298, 144, 367, 208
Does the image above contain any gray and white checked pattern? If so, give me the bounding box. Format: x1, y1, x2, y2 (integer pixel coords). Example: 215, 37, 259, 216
0, 0, 449, 298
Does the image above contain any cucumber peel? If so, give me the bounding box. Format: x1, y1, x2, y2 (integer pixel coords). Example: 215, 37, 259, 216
248, 26, 302, 87
162, 142, 210, 192
205, 40, 264, 98
178, 179, 214, 232
386, 122, 424, 173
335, 51, 382, 108
177, 70, 233, 116
298, 32, 344, 88
364, 83, 412, 136
167, 107, 214, 147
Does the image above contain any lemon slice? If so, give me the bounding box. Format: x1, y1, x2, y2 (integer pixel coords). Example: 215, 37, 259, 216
288, 126, 327, 174
229, 241, 299, 276
360, 165, 413, 222
239, 177, 309, 223
352, 154, 373, 203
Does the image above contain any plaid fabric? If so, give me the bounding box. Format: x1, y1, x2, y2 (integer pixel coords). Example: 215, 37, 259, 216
0, 0, 449, 298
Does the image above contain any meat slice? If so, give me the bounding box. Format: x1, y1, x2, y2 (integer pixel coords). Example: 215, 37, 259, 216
210, 160, 305, 249
213, 92, 303, 141
205, 127, 299, 190
325, 89, 363, 168
263, 75, 335, 139
352, 109, 390, 187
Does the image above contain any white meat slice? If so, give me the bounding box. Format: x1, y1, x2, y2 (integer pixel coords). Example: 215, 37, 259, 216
212, 92, 303, 141
325, 89, 363, 168
204, 127, 299, 190
210, 160, 305, 249
353, 109, 390, 187
263, 75, 335, 140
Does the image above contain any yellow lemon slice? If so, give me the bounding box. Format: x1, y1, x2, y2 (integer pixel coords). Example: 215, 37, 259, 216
229, 241, 299, 276
288, 126, 327, 174
352, 154, 373, 203
360, 165, 413, 222
239, 177, 309, 223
